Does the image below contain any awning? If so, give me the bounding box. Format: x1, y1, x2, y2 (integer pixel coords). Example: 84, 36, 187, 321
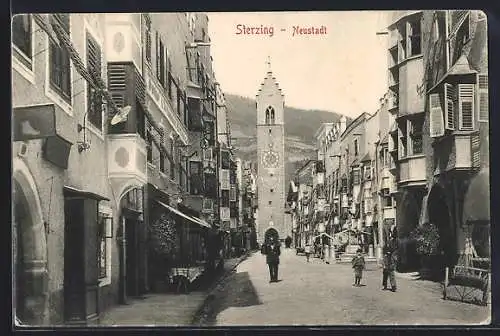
156, 200, 211, 228
463, 168, 490, 222
63, 186, 110, 201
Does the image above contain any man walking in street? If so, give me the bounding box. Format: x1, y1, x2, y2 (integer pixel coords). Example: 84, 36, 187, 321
382, 248, 397, 292
261, 236, 281, 283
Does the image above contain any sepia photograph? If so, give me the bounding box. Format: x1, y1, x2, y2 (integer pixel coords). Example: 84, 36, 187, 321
11, 10, 490, 327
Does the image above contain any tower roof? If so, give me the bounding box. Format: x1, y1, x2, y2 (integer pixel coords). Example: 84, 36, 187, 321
256, 56, 283, 97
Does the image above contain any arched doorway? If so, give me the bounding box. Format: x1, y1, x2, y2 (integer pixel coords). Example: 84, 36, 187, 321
428, 185, 456, 268
264, 228, 279, 243
396, 190, 421, 271
13, 159, 49, 325
116, 185, 145, 303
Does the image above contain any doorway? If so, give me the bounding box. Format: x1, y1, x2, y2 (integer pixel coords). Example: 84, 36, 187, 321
428, 185, 456, 268
125, 216, 140, 297
13, 178, 48, 325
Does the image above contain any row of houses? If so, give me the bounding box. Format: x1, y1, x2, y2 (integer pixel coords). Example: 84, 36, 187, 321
12, 13, 247, 325
287, 10, 490, 272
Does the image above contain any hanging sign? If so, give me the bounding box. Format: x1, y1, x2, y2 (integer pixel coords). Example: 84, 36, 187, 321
14, 104, 56, 141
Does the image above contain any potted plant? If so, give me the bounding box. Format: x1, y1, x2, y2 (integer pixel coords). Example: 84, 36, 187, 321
149, 213, 177, 292
410, 223, 440, 279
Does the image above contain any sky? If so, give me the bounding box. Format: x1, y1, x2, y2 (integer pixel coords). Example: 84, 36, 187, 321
207, 11, 390, 119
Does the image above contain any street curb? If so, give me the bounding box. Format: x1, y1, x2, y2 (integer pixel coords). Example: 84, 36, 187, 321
190, 251, 252, 325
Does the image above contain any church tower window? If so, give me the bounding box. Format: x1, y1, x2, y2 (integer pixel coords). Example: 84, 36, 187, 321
266, 106, 275, 125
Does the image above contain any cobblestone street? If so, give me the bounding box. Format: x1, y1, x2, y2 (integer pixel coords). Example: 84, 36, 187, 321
194, 249, 490, 326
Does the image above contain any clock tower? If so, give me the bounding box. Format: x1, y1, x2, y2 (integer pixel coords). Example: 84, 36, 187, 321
256, 58, 286, 244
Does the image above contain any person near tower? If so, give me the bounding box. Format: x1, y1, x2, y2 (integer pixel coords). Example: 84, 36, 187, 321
261, 236, 281, 283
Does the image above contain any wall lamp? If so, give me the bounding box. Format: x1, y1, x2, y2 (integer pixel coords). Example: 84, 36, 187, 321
77, 112, 91, 153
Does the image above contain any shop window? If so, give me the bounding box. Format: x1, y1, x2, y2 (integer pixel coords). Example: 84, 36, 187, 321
97, 213, 112, 280
49, 14, 72, 103
12, 14, 32, 69
86, 32, 103, 131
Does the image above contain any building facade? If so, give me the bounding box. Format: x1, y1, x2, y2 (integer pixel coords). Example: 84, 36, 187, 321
12, 12, 232, 326
255, 63, 286, 243
422, 10, 489, 269
387, 10, 427, 271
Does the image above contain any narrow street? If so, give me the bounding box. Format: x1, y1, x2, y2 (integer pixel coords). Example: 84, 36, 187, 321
194, 249, 489, 326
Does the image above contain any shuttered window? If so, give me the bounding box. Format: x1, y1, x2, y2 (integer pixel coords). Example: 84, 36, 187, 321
429, 93, 444, 137
12, 14, 32, 68
444, 83, 455, 130
458, 84, 474, 131
86, 33, 103, 131
478, 74, 489, 122
49, 14, 71, 102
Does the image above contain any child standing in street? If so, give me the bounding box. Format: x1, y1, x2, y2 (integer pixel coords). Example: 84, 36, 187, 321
304, 244, 312, 262
351, 248, 366, 287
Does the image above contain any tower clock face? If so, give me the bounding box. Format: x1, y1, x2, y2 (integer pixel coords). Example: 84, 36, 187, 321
262, 150, 279, 168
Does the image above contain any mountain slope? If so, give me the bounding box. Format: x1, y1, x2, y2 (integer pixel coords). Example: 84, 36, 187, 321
225, 94, 350, 184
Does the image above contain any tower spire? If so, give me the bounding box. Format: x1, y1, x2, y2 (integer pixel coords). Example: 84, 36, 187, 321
266, 56, 272, 73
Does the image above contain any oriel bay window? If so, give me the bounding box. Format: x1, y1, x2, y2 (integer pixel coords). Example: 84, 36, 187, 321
49, 14, 72, 102
189, 161, 203, 195
12, 14, 32, 69
430, 82, 476, 138
86, 33, 103, 131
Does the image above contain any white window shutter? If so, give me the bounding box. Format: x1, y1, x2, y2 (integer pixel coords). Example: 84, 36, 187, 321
429, 93, 445, 138
458, 83, 475, 131
478, 74, 489, 122
444, 83, 455, 130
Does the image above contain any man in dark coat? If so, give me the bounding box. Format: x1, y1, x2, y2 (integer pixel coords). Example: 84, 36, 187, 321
382, 247, 397, 292
261, 236, 281, 283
